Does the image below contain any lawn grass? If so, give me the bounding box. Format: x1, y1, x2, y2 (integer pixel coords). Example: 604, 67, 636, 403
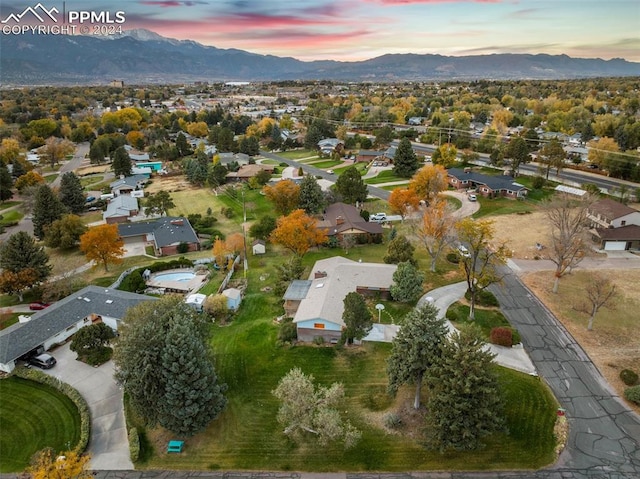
447, 301, 516, 339
44, 174, 58, 184
473, 197, 537, 218
306, 159, 342, 169
80, 175, 104, 189
365, 170, 406, 185
335, 162, 367, 174
0, 209, 23, 225
0, 201, 21, 211
0, 377, 81, 472
277, 150, 318, 160
0, 311, 28, 330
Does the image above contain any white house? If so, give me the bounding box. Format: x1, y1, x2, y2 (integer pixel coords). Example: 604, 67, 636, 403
0, 286, 156, 373
284, 257, 397, 343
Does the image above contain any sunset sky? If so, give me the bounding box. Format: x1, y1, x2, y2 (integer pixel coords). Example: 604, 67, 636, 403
2, 0, 639, 62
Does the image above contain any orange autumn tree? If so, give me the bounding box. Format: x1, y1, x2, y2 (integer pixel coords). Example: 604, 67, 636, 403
263, 179, 300, 215
79, 224, 125, 271
212, 236, 229, 270
408, 164, 447, 202
412, 197, 457, 272
388, 188, 420, 220
270, 209, 328, 257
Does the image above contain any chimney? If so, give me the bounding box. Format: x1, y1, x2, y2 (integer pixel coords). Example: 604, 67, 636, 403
464, 167, 471, 173
336, 216, 344, 225
314, 271, 327, 279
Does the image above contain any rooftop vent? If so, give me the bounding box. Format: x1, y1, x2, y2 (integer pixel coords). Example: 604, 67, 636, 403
105, 300, 113, 304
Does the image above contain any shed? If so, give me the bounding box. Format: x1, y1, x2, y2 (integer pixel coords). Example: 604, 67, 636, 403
185, 293, 207, 312
222, 288, 242, 311
252, 239, 266, 255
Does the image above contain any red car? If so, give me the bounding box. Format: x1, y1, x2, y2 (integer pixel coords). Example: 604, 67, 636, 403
29, 302, 50, 311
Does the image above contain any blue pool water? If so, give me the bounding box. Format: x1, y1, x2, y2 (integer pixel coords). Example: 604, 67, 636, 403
153, 271, 196, 282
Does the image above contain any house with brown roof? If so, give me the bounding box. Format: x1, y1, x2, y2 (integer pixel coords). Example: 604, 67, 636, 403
317, 202, 384, 242
447, 168, 528, 199
587, 199, 640, 251
225, 164, 274, 182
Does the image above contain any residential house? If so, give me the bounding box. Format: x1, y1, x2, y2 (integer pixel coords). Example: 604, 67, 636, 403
285, 257, 397, 343
117, 216, 200, 256
0, 286, 156, 373
317, 202, 384, 241
226, 164, 275, 182
356, 150, 385, 163
587, 199, 640, 251
447, 168, 528, 199
109, 174, 149, 196
318, 138, 343, 155
103, 195, 139, 224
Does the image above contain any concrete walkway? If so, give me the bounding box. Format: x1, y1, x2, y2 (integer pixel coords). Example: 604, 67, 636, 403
43, 342, 133, 470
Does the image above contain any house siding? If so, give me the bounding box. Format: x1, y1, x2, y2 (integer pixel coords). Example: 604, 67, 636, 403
158, 242, 199, 256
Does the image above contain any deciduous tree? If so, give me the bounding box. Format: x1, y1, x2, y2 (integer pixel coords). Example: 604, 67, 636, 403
270, 209, 327, 256
263, 179, 300, 215
341, 291, 372, 344
390, 261, 424, 303
504, 136, 530, 176
393, 137, 420, 178
273, 368, 361, 448
387, 302, 447, 409
14, 170, 45, 193
426, 325, 504, 451
388, 188, 420, 219
249, 215, 277, 240
575, 274, 617, 331
0, 163, 13, 202
412, 198, 456, 272
58, 172, 86, 214
334, 166, 368, 204
79, 224, 125, 271
455, 218, 508, 320
38, 137, 75, 168
544, 193, 592, 293
44, 214, 87, 249
70, 323, 115, 355
431, 143, 458, 168
144, 190, 175, 216
383, 234, 416, 265
539, 138, 566, 179
408, 164, 447, 202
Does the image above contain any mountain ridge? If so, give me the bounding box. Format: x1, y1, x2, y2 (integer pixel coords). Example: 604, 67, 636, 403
2, 28, 639, 85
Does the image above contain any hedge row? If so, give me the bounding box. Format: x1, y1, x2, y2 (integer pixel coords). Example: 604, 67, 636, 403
128, 427, 140, 462
14, 367, 91, 453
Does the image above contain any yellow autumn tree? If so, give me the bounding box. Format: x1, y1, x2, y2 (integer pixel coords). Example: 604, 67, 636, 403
388, 188, 420, 219
212, 236, 229, 270
27, 448, 92, 479
270, 209, 328, 256
263, 179, 300, 215
408, 164, 448, 202
412, 198, 457, 272
79, 224, 125, 271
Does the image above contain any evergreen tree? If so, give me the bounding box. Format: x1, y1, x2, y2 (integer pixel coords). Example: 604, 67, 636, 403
335, 166, 368, 204
10, 158, 25, 179
33, 184, 66, 240
393, 137, 420, 178
298, 175, 325, 214
112, 146, 132, 177
249, 215, 277, 241
175, 132, 191, 157
383, 234, 416, 265
0, 162, 13, 202
390, 261, 425, 303
0, 230, 51, 280
58, 172, 86, 214
426, 325, 505, 451
239, 136, 260, 156
159, 318, 227, 436
387, 302, 448, 409
341, 292, 372, 344
208, 162, 228, 188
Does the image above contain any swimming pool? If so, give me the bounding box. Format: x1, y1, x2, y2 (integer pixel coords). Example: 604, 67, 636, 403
152, 271, 196, 282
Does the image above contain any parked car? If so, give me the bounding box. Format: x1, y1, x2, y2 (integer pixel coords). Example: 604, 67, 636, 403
468, 193, 477, 201
370, 212, 387, 223
327, 169, 334, 174
29, 301, 50, 310
29, 353, 56, 369
85, 196, 96, 203
456, 244, 471, 258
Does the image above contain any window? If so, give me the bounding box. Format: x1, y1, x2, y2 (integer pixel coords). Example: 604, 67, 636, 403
621, 221, 626, 226
313, 323, 325, 329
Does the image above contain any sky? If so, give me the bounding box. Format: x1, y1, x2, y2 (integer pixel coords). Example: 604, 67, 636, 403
1, 0, 639, 62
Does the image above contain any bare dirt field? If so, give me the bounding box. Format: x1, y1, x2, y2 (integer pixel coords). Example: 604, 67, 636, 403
145, 174, 194, 194
522, 269, 640, 413
490, 211, 552, 259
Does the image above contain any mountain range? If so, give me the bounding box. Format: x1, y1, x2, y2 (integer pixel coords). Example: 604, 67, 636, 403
3, 28, 640, 85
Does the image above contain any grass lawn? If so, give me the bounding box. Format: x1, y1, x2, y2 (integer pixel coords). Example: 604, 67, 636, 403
0, 377, 81, 472
44, 174, 58, 184
0, 311, 28, 330
277, 150, 318, 160
447, 302, 518, 340
306, 159, 342, 169
0, 201, 21, 211
335, 162, 367, 174
0, 209, 24, 226
365, 170, 406, 185
80, 175, 104, 189
473, 197, 537, 218
139, 250, 556, 471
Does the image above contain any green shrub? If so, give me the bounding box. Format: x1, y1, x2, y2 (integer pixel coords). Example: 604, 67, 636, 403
465, 289, 499, 307
490, 327, 513, 347
510, 327, 522, 345
14, 367, 91, 453
128, 427, 140, 462
624, 385, 640, 405
445, 308, 458, 322
313, 336, 325, 345
531, 176, 546, 189
383, 412, 402, 429
446, 252, 459, 264
278, 319, 297, 343
84, 346, 113, 366
620, 369, 639, 386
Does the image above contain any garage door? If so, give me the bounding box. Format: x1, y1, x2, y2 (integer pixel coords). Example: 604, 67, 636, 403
604, 241, 627, 251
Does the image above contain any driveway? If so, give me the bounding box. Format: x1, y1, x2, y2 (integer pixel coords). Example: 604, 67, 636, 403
43, 342, 133, 470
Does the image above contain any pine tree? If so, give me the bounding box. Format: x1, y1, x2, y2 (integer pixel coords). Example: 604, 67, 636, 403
341, 292, 372, 344
426, 325, 505, 451
0, 231, 51, 300
390, 261, 425, 303
0, 162, 13, 202
383, 234, 416, 265
159, 317, 227, 436
59, 172, 86, 214
298, 175, 325, 214
335, 166, 368, 204
393, 137, 420, 178
387, 302, 448, 409
10, 158, 25, 179
32, 184, 66, 240
112, 146, 132, 177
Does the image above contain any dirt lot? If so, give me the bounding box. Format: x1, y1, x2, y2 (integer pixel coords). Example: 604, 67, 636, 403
490, 211, 553, 259
145, 174, 195, 194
